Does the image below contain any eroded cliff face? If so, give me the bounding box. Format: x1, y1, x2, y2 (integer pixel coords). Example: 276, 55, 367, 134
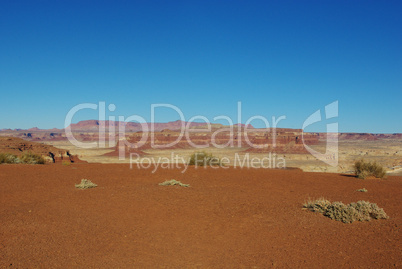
105, 128, 319, 154
0, 137, 83, 163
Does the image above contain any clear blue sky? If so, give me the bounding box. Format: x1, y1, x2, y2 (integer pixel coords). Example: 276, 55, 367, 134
1, 0, 401, 133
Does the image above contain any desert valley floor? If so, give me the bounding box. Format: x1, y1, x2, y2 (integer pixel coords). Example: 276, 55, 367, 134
1, 163, 401, 268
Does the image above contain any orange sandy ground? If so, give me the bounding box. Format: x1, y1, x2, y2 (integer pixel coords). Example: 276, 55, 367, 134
1, 163, 401, 268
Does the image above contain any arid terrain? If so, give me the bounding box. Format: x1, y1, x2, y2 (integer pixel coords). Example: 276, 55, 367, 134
1, 163, 401, 268
1, 121, 401, 268
2, 0, 401, 267
1, 120, 401, 174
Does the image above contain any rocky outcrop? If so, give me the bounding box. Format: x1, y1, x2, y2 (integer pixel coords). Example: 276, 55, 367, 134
0, 137, 84, 164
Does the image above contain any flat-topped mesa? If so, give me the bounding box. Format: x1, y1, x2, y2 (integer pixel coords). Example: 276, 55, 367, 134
67, 120, 228, 132
66, 120, 255, 132
108, 128, 319, 153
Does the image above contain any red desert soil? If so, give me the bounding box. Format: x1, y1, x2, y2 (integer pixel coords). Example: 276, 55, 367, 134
0, 164, 401, 268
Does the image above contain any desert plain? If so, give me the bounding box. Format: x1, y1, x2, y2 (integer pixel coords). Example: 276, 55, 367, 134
0, 122, 401, 268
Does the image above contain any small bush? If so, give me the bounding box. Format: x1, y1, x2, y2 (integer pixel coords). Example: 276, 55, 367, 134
353, 159, 386, 179
159, 179, 189, 187
0, 153, 20, 164
324, 202, 363, 223
20, 152, 45, 164
350, 201, 388, 220
357, 188, 368, 192
75, 179, 98, 189
62, 161, 71, 166
303, 197, 331, 213
188, 152, 221, 166
304, 198, 388, 223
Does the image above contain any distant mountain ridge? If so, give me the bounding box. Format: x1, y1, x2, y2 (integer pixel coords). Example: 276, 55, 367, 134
0, 120, 401, 141
2, 120, 255, 133
67, 119, 255, 132
0, 120, 401, 156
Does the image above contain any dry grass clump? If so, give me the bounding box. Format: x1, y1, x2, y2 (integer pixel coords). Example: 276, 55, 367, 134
20, 152, 45, 164
303, 197, 331, 213
353, 159, 386, 179
188, 152, 221, 166
0, 153, 20, 164
159, 179, 190, 187
357, 188, 368, 192
75, 179, 98, 189
304, 198, 388, 223
0, 152, 45, 164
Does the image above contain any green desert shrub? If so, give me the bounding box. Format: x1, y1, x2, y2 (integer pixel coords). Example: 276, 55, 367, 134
188, 152, 221, 166
20, 152, 45, 164
0, 153, 20, 164
304, 198, 388, 223
159, 179, 189, 187
353, 159, 386, 179
75, 179, 98, 189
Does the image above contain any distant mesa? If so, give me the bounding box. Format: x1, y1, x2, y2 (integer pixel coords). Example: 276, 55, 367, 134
28, 127, 40, 131
66, 120, 254, 132
0, 120, 401, 156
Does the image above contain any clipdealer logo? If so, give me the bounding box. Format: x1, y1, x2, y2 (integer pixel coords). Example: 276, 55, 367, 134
64, 101, 339, 169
